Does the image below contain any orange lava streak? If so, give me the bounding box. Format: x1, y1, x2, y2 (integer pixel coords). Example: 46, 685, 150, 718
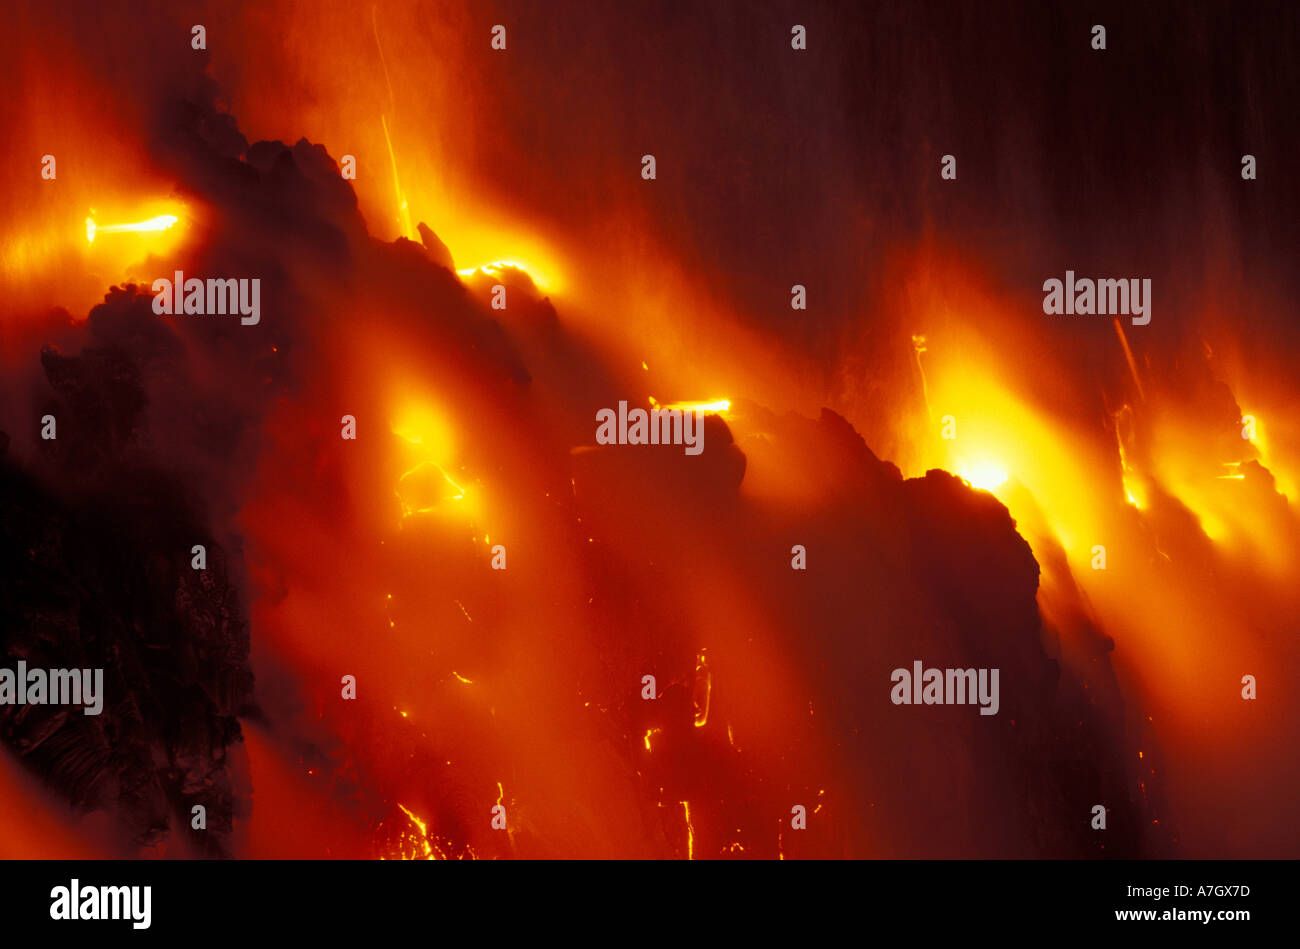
84, 214, 178, 243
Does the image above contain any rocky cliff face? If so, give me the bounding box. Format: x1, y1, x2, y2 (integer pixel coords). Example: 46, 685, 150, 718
1, 333, 253, 856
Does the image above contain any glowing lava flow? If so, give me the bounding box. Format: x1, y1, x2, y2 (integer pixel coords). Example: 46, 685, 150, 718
390, 403, 476, 520
386, 803, 478, 861
648, 396, 731, 415
395, 461, 466, 516
85, 214, 178, 243
395, 803, 435, 860
692, 649, 712, 728
456, 260, 553, 291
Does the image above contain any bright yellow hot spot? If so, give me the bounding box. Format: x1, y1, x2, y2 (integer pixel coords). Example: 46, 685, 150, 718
457, 259, 553, 291
391, 403, 455, 461
85, 214, 178, 243
958, 461, 1008, 493
907, 330, 1118, 571
648, 397, 731, 415
390, 401, 475, 519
